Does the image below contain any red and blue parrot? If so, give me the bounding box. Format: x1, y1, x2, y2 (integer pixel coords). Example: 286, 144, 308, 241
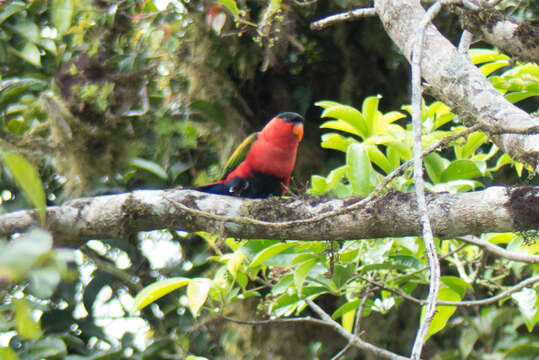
196, 112, 304, 198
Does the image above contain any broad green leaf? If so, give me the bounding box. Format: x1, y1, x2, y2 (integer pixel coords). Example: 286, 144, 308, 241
315, 100, 342, 108
186, 356, 209, 360
479, 60, 509, 76
332, 299, 360, 319
511, 288, 539, 332
294, 258, 317, 295
131, 277, 190, 312
468, 49, 509, 65
362, 95, 382, 135
424, 152, 447, 184
187, 278, 211, 318
440, 159, 482, 182
463, 132, 487, 159
441, 276, 472, 298
425, 287, 460, 339
248, 242, 296, 268
366, 145, 391, 174
15, 298, 43, 340
0, 347, 17, 360
386, 146, 400, 171
320, 133, 355, 152
486, 233, 515, 245
505, 90, 539, 104
51, 0, 73, 35
16, 41, 42, 67
320, 120, 363, 137
3, 152, 46, 226
0, 1, 25, 25
342, 307, 355, 332
459, 327, 479, 358
26, 337, 66, 358
321, 105, 368, 140
130, 157, 168, 180
218, 0, 240, 17
346, 143, 374, 196
12, 20, 40, 43
225, 251, 245, 279
380, 111, 406, 126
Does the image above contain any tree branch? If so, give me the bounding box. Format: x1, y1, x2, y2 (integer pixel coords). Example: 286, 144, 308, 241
306, 299, 409, 360
457, 235, 539, 263
0, 186, 537, 245
451, 1, 539, 63
374, 0, 539, 171
310, 8, 377, 31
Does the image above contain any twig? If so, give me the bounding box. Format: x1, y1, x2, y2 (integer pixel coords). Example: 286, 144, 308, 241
310, 8, 377, 31
458, 30, 474, 53
220, 315, 329, 327
306, 299, 409, 360
357, 274, 539, 307
331, 287, 372, 360
457, 235, 539, 264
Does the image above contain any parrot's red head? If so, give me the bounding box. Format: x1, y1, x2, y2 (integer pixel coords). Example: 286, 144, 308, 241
261, 112, 304, 148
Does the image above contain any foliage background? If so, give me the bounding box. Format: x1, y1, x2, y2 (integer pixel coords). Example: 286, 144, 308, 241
0, 0, 537, 359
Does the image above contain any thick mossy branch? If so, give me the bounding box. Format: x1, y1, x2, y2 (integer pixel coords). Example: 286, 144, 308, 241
0, 187, 537, 246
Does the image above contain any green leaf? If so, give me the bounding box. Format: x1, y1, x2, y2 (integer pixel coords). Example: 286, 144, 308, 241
15, 298, 43, 340
366, 145, 391, 174
294, 258, 317, 295
342, 307, 355, 332
332, 299, 360, 320
320, 104, 368, 140
440, 159, 482, 182
218, 0, 240, 17
51, 0, 73, 35
462, 132, 487, 159
320, 120, 363, 138
362, 94, 381, 136
130, 157, 168, 180
424, 153, 447, 184
225, 251, 245, 279
505, 90, 539, 104
480, 60, 509, 76
26, 337, 67, 358
131, 277, 190, 312
458, 327, 479, 358
0, 347, 17, 360
248, 242, 297, 268
0, 1, 25, 25
425, 287, 460, 339
186, 356, 209, 360
187, 278, 211, 318
468, 49, 509, 65
3, 152, 46, 226
15, 42, 41, 67
441, 276, 472, 298
320, 133, 355, 152
511, 288, 539, 332
12, 20, 40, 43
346, 143, 374, 196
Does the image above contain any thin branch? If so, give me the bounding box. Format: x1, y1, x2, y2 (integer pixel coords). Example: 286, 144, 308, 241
220, 315, 329, 327
409, 1, 461, 357
306, 299, 409, 360
457, 235, 539, 263
458, 29, 474, 53
310, 8, 377, 31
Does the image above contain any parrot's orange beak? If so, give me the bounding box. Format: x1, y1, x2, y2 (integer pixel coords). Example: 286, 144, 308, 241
293, 123, 304, 140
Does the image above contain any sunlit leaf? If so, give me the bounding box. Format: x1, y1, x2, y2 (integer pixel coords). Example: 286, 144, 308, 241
320, 104, 368, 140
440, 160, 482, 182
249, 242, 296, 268
511, 288, 539, 332
225, 251, 245, 279
505, 90, 539, 104
13, 20, 40, 43
0, 347, 17, 360
15, 42, 42, 67
130, 157, 168, 180
362, 95, 382, 135
425, 287, 460, 339
51, 0, 73, 35
15, 298, 43, 340
342, 307, 355, 333
3, 152, 46, 226
131, 277, 190, 312
294, 258, 317, 295
424, 153, 447, 184
218, 0, 240, 17
346, 143, 374, 196
187, 278, 211, 318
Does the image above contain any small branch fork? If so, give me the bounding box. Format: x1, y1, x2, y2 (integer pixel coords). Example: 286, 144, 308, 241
310, 8, 377, 30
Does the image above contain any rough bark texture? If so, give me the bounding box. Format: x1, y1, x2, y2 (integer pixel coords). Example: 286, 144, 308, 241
374, 0, 539, 171
453, 4, 539, 63
0, 187, 537, 245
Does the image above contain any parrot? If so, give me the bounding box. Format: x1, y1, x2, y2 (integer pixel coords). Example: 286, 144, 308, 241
196, 112, 304, 198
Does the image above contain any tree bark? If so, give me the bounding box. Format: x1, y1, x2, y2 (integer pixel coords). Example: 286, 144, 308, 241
0, 187, 537, 245
452, 3, 539, 63
374, 0, 539, 171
